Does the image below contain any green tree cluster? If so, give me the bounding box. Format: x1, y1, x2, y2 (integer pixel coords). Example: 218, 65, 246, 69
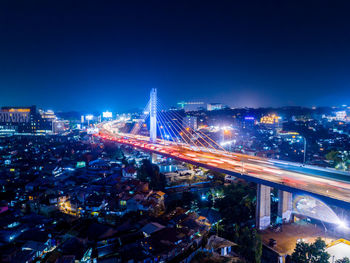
232, 226, 262, 263
325, 151, 350, 171
215, 183, 256, 225
291, 238, 330, 263
136, 159, 166, 190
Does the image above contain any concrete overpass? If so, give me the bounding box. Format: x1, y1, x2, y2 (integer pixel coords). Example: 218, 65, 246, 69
96, 124, 350, 230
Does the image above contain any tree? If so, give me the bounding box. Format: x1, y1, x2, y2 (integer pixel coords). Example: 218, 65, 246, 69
137, 159, 166, 190
215, 183, 256, 225
182, 191, 195, 208
136, 159, 151, 182
309, 238, 330, 263
326, 151, 350, 171
291, 238, 330, 263
253, 230, 263, 263
336, 258, 350, 263
238, 227, 262, 263
291, 241, 309, 263
213, 221, 224, 236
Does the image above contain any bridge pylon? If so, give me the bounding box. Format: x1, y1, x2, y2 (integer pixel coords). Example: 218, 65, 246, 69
150, 88, 157, 143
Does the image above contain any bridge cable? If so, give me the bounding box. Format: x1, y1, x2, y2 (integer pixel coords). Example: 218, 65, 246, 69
157, 100, 205, 151
157, 99, 215, 152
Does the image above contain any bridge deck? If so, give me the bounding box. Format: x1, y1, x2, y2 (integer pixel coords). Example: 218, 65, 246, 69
97, 123, 350, 209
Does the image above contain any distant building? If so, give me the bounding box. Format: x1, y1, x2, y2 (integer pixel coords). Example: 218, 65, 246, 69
336, 111, 347, 121
260, 114, 280, 125
207, 103, 223, 111
52, 120, 67, 134
102, 111, 113, 120
259, 114, 282, 133
178, 101, 204, 112
183, 116, 198, 130
39, 109, 56, 120
242, 116, 256, 129
0, 106, 54, 135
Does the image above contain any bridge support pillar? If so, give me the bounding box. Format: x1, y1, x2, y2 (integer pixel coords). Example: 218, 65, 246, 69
278, 190, 293, 223
256, 184, 271, 230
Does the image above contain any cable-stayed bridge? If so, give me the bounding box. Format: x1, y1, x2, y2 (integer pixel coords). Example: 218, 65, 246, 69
97, 89, 350, 229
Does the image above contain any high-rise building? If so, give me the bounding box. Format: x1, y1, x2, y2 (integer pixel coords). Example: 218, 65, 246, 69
0, 106, 54, 135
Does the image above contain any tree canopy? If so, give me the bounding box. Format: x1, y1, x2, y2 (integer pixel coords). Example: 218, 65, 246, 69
291, 238, 330, 263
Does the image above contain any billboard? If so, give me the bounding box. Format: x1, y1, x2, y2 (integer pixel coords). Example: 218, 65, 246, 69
85, 115, 93, 121
103, 111, 112, 118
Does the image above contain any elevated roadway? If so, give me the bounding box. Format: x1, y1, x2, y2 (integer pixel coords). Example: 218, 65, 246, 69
96, 121, 350, 209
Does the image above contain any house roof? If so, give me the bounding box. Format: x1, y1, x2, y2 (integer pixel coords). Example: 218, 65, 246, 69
140, 222, 165, 236
206, 235, 237, 250
326, 239, 350, 261
155, 191, 165, 197
22, 240, 47, 252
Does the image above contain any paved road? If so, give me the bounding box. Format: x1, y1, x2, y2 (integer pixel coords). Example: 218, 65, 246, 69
97, 122, 350, 208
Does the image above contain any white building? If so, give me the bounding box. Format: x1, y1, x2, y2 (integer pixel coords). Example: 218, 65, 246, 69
207, 103, 223, 111
326, 239, 350, 262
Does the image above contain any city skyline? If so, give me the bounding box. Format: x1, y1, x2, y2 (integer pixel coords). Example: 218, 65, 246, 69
1, 1, 350, 112
2, 2, 350, 260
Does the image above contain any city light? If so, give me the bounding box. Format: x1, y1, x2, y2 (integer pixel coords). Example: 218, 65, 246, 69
337, 219, 349, 230
4, 2, 350, 263
85, 115, 93, 121
260, 114, 280, 124
102, 111, 112, 118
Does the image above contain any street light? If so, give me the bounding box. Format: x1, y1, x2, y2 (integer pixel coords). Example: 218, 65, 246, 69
86, 115, 93, 127
301, 136, 306, 165
337, 219, 349, 230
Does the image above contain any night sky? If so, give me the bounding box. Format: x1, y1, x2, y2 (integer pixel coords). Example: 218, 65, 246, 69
1, 1, 350, 112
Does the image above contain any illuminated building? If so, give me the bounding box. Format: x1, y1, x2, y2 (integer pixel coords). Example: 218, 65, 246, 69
39, 109, 58, 133
183, 116, 198, 130
335, 111, 347, 121
259, 114, 282, 133
177, 101, 204, 112
242, 116, 256, 128
102, 111, 113, 119
260, 114, 280, 125
39, 109, 56, 120
52, 120, 67, 134
207, 103, 223, 111
0, 106, 53, 134
278, 131, 302, 143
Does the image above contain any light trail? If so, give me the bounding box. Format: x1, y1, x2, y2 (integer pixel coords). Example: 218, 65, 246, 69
96, 121, 350, 208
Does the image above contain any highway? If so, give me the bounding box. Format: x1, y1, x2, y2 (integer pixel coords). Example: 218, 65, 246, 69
96, 121, 350, 208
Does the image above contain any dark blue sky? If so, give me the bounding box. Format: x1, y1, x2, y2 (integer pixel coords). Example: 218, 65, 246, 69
1, 0, 350, 112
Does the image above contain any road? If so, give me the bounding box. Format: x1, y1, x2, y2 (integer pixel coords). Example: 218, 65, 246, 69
96, 121, 350, 208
